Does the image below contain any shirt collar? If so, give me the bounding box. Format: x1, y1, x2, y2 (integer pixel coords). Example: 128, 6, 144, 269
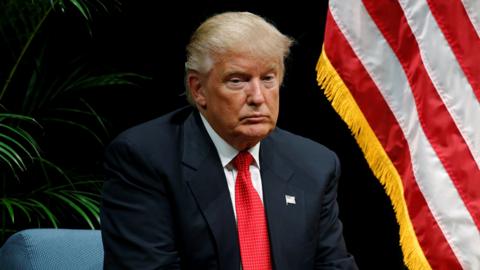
200, 113, 260, 168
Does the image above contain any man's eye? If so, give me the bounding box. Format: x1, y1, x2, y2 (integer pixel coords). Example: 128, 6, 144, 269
226, 78, 245, 89
263, 75, 274, 81
262, 75, 277, 88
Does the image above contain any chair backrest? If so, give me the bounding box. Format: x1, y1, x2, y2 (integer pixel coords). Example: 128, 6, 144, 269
0, 228, 103, 270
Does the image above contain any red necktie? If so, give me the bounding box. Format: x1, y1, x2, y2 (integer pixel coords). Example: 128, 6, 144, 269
233, 151, 272, 270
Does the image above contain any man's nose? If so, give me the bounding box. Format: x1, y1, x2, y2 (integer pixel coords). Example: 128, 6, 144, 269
247, 78, 266, 105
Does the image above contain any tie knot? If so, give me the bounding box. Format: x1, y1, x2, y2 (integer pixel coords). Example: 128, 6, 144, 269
233, 151, 253, 171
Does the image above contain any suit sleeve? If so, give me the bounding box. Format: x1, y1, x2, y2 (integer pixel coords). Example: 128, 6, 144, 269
100, 137, 180, 270
315, 153, 359, 270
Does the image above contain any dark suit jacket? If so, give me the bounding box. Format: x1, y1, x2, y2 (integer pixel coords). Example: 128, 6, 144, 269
101, 107, 358, 269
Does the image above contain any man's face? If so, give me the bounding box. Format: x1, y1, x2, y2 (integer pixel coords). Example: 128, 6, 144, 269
191, 53, 281, 150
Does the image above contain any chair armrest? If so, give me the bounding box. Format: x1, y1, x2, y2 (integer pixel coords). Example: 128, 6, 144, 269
0, 229, 103, 270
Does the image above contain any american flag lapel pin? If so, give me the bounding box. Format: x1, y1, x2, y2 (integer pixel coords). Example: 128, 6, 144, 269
285, 195, 296, 205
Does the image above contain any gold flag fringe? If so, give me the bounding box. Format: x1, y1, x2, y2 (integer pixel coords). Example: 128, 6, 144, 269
316, 47, 431, 270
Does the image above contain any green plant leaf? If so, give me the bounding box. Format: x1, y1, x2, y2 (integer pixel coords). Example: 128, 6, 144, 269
0, 141, 26, 171
6, 198, 33, 223
46, 105, 109, 138
66, 190, 102, 198
0, 150, 17, 176
41, 117, 104, 146
47, 107, 102, 117
34, 60, 89, 110
1, 199, 15, 223
79, 98, 109, 137
1, 0, 121, 100
66, 0, 92, 21
15, 126, 48, 180
0, 124, 41, 155
0, 0, 53, 100
33, 157, 74, 188
0, 134, 34, 160
65, 73, 151, 91
0, 113, 39, 125
27, 199, 59, 228
22, 49, 46, 114
65, 191, 100, 223
46, 191, 95, 229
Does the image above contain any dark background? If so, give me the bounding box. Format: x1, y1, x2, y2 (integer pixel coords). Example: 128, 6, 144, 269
56, 0, 406, 268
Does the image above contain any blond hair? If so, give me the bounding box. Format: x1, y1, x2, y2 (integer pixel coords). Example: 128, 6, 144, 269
185, 11, 294, 104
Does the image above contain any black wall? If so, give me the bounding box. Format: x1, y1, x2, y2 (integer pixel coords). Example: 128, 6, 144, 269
81, 1, 406, 268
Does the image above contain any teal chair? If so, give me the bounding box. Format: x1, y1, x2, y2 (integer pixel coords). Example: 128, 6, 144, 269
0, 229, 103, 270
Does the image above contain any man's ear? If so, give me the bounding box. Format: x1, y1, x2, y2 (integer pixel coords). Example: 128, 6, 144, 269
187, 72, 207, 108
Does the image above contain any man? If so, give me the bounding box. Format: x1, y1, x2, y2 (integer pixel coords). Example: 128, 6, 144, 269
101, 11, 358, 269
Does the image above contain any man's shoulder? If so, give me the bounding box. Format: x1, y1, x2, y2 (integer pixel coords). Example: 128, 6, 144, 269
270, 128, 335, 157
267, 128, 339, 172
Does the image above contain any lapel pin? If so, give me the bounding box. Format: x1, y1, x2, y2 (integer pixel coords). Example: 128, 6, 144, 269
285, 195, 296, 205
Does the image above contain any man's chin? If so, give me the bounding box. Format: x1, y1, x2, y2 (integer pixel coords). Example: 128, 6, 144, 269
240, 125, 273, 141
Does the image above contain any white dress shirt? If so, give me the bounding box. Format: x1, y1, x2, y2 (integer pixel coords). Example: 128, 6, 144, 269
200, 114, 264, 219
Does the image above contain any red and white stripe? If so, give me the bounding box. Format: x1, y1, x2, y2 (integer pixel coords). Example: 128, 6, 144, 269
323, 0, 480, 268
461, 0, 480, 39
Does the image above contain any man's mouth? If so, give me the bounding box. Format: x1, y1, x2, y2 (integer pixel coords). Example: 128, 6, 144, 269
241, 115, 268, 123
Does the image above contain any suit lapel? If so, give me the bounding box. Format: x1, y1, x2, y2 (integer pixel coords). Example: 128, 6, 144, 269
260, 132, 305, 270
181, 111, 240, 270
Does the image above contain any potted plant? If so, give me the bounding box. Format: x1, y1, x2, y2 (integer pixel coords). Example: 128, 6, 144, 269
0, 0, 147, 243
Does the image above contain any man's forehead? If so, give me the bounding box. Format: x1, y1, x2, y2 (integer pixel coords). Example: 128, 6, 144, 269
217, 55, 279, 73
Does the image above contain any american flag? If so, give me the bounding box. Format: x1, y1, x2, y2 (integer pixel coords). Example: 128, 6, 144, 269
317, 0, 480, 269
